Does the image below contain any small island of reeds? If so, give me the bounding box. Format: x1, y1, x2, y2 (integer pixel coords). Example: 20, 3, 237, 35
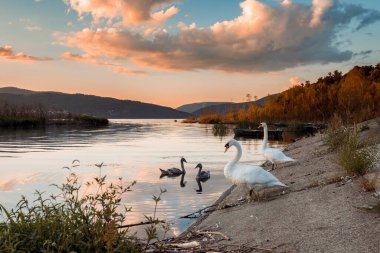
0, 103, 109, 129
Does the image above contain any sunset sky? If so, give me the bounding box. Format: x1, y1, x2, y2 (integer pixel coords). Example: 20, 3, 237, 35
1, 0, 380, 108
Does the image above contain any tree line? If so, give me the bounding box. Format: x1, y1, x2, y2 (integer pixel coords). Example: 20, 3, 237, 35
200, 64, 380, 124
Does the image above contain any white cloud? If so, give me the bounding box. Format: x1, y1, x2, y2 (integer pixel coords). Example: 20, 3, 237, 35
288, 76, 305, 86
25, 25, 42, 31
310, 0, 334, 27
19, 18, 42, 32
61, 0, 380, 72
64, 0, 178, 26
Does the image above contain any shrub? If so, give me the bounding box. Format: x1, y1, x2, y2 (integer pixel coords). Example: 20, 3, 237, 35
325, 114, 346, 150
198, 113, 224, 124
73, 115, 109, 127
359, 174, 378, 192
182, 117, 197, 123
325, 126, 349, 151
0, 162, 168, 252
337, 127, 378, 176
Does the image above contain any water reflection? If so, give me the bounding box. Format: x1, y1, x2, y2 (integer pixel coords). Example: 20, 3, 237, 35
212, 123, 230, 138
195, 178, 203, 193
0, 119, 285, 237
180, 173, 186, 188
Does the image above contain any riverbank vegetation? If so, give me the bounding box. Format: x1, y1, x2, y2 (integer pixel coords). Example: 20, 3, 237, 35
0, 103, 108, 129
325, 118, 378, 176
184, 64, 380, 126
0, 162, 168, 252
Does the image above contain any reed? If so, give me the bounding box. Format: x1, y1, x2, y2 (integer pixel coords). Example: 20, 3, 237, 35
0, 103, 108, 129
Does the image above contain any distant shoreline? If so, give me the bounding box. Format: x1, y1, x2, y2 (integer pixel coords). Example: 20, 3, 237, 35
0, 115, 109, 130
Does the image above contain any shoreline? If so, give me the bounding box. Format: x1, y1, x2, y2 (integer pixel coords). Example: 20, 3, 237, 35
173, 118, 380, 252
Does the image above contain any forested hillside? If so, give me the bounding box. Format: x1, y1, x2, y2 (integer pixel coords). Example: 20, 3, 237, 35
198, 64, 380, 124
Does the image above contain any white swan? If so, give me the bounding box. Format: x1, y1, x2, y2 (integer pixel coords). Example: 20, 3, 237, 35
224, 139, 287, 200
259, 122, 295, 170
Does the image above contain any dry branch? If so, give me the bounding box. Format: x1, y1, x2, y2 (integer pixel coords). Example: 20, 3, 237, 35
118, 220, 165, 228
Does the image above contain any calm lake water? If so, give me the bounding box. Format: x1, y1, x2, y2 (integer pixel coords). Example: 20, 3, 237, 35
0, 119, 284, 237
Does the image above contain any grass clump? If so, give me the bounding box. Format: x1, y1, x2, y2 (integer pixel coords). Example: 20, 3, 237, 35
336, 126, 378, 176
182, 117, 198, 123
72, 114, 109, 127
359, 174, 378, 192
325, 114, 347, 151
212, 123, 230, 137
198, 113, 224, 124
0, 162, 168, 252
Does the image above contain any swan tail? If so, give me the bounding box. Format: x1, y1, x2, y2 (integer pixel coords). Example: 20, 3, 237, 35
159, 168, 168, 176
284, 156, 296, 162
275, 181, 288, 188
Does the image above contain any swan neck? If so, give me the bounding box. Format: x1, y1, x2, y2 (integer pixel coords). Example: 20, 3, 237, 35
232, 143, 242, 164
263, 125, 268, 150
197, 167, 202, 175
181, 160, 185, 172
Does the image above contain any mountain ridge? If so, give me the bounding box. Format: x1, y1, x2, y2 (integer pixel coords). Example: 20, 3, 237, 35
0, 87, 190, 119
176, 102, 233, 114
191, 94, 277, 116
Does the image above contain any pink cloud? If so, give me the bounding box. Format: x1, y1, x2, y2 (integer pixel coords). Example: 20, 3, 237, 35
64, 0, 178, 25
0, 45, 52, 62
62, 52, 97, 63
288, 76, 306, 87
62, 51, 147, 75
310, 0, 334, 27
113, 67, 148, 75
62, 0, 380, 72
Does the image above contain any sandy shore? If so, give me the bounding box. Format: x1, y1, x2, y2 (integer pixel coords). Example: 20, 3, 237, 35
172, 118, 380, 252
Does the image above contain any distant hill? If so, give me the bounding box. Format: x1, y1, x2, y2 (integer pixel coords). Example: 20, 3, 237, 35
204, 64, 380, 123
176, 102, 233, 113
0, 86, 37, 95
0, 87, 191, 119
192, 94, 276, 116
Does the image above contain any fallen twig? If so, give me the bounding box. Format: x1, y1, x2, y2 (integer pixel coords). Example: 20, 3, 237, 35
118, 219, 165, 228
167, 240, 201, 249
195, 230, 230, 240
216, 243, 274, 252
180, 204, 218, 218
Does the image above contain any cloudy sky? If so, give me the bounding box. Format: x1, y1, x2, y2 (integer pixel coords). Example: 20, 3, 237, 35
0, 0, 379, 108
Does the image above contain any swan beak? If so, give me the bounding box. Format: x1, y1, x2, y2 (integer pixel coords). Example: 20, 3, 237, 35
224, 143, 230, 152
258, 124, 262, 129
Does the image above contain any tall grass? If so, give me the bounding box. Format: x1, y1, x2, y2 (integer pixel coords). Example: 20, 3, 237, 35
0, 102, 108, 129
198, 113, 225, 124
181, 116, 197, 123
336, 127, 377, 175
0, 162, 167, 252
212, 123, 230, 137
325, 119, 378, 176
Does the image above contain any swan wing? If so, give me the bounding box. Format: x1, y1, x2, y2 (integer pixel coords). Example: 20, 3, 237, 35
200, 171, 210, 178
231, 164, 286, 187
265, 148, 295, 162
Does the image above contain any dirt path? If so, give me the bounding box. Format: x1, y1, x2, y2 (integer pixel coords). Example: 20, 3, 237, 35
174, 118, 380, 252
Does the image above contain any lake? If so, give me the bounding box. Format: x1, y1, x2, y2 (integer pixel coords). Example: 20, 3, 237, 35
0, 119, 285, 237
